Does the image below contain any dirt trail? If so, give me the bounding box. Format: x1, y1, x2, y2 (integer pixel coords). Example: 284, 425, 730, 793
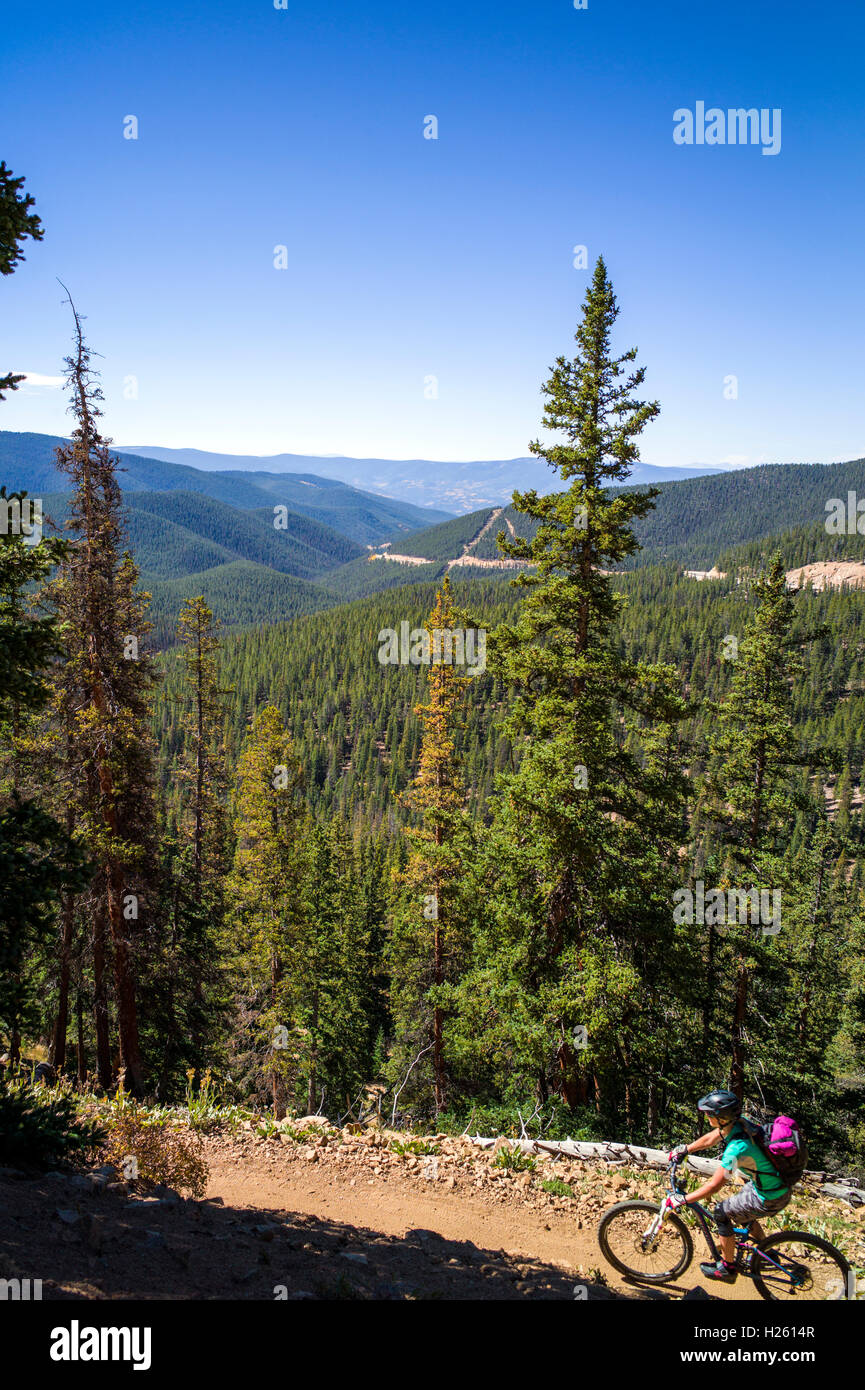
204, 1137, 757, 1303
459, 506, 503, 557
209, 1148, 585, 1266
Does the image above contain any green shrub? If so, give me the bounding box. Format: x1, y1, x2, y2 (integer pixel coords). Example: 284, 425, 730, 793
436, 1099, 600, 1143
256, 1116, 281, 1139
275, 1123, 322, 1143
0, 1079, 103, 1169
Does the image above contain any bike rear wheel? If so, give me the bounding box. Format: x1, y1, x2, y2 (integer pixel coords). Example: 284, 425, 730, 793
598, 1200, 693, 1283
751, 1230, 852, 1301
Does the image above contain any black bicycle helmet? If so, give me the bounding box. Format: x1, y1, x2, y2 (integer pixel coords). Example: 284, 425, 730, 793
697, 1089, 741, 1124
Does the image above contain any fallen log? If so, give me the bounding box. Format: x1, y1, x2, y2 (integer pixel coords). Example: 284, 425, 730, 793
471, 1135, 718, 1174
818, 1182, 865, 1208
468, 1136, 865, 1206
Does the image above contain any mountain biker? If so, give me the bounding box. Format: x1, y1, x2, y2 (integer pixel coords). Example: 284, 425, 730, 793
667, 1089, 793, 1284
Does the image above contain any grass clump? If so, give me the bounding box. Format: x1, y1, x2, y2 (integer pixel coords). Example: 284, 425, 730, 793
493, 1147, 535, 1172
390, 1138, 440, 1157
540, 1177, 574, 1198
276, 1124, 322, 1143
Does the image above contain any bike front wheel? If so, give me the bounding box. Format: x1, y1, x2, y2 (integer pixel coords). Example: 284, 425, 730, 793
751, 1230, 852, 1301
598, 1200, 694, 1284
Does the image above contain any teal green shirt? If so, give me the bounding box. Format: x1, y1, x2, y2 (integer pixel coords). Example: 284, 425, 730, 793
720, 1121, 789, 1200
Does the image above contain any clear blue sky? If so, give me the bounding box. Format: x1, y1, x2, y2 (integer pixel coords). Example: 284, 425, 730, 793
1, 0, 862, 467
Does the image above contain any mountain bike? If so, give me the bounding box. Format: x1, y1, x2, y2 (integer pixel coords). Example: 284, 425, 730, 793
597, 1155, 852, 1300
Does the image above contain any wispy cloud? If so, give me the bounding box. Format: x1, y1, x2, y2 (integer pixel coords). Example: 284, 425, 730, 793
16, 371, 65, 387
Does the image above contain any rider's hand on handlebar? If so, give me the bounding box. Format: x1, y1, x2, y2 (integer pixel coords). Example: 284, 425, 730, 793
664, 1192, 688, 1211
668, 1143, 689, 1164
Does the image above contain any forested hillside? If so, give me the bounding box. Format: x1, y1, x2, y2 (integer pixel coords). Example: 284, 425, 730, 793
717, 517, 865, 574
147, 563, 336, 647
155, 579, 519, 829
314, 554, 445, 601
153, 566, 865, 844
42, 487, 363, 579
626, 458, 865, 568
287, 458, 865, 607
19, 432, 865, 639
130, 491, 362, 576
387, 460, 865, 574
33, 484, 358, 645
380, 509, 494, 559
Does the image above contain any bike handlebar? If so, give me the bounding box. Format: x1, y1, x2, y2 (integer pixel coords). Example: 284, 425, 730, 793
667, 1154, 688, 1193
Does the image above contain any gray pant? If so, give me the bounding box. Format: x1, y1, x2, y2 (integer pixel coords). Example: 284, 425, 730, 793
714, 1181, 791, 1237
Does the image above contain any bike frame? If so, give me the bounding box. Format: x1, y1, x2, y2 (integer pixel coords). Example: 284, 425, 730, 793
680, 1199, 723, 1263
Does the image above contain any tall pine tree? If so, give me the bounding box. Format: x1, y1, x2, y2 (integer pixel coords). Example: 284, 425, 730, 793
454, 257, 689, 1125
389, 576, 473, 1115
50, 300, 158, 1093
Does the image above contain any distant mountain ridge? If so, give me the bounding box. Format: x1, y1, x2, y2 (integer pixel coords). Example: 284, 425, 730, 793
122, 443, 723, 513
0, 431, 451, 544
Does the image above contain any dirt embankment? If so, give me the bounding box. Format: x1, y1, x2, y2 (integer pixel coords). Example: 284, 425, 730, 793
785, 561, 865, 592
